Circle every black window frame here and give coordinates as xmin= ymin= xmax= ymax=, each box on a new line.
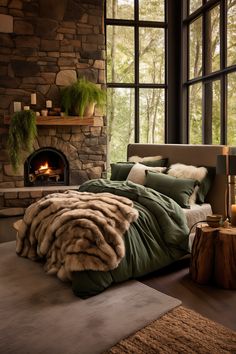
xmin=183 ymin=0 xmax=236 ymax=144
xmin=105 ymin=0 xmax=168 ymax=143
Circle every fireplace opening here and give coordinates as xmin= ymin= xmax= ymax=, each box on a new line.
xmin=24 ymin=147 xmax=69 ymax=186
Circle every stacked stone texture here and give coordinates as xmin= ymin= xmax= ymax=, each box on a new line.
xmin=0 ymin=0 xmax=106 ymax=206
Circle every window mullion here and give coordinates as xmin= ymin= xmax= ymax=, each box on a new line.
xmin=134 ymin=0 xmax=139 ymax=142
xmin=220 ymin=0 xmax=227 ymax=144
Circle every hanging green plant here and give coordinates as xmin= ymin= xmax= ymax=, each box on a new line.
xmin=7 ymin=110 xmax=37 ymax=172
xmin=60 ymin=77 xmax=106 ymax=117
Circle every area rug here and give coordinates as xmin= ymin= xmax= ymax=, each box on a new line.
xmin=0 ymin=241 xmax=181 ymax=354
xmin=106 ymin=305 xmax=236 ymax=354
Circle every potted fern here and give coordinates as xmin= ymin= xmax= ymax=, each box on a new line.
xmin=60 ymin=77 xmax=106 ymax=117
xmin=7 ymin=110 xmax=37 ymax=172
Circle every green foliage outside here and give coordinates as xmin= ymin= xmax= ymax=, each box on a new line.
xmin=106 ymin=0 xmax=165 ymax=164
xmin=106 ymin=0 xmax=236 ymax=165
xmin=7 ymin=110 xmax=37 ymax=172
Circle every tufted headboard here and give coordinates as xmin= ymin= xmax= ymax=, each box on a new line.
xmin=127 ymin=144 xmax=233 ymax=217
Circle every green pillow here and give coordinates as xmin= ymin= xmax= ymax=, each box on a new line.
xmin=145 ymin=170 xmax=198 ymax=208
xmin=110 ymin=162 xmax=134 ymax=180
xmin=197 ymin=167 xmax=215 ymax=203
xmin=110 ymin=159 xmax=168 ymax=181
xmin=139 ymin=158 xmax=168 ymax=167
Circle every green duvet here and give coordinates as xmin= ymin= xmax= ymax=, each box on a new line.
xmin=72 ymin=179 xmax=189 ymax=298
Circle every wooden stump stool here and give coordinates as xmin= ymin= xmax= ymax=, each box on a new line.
xmin=190 ymin=226 xmax=217 ymax=285
xmin=190 ymin=225 xmax=236 ymax=289
xmin=214 ymin=228 xmax=236 ymax=289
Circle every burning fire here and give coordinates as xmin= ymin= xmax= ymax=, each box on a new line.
xmin=35 ymin=161 xmax=52 ymax=175
xmin=39 ymin=162 xmax=49 ymax=171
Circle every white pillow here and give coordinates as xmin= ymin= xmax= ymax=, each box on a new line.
xmin=128 ymin=155 xmax=163 ymax=163
xmin=127 ymin=163 xmax=166 ymax=185
xmin=167 ymin=163 xmax=207 ymax=204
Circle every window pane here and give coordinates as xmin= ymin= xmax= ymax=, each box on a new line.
xmin=106 ymin=0 xmax=134 ymax=20
xmin=139 ymin=89 xmax=165 ymax=143
xmin=212 ymin=80 xmax=221 ymax=144
xmin=139 ymin=28 xmax=165 ymax=84
xmin=189 ymin=0 xmax=202 ymax=14
xmin=139 ymin=0 xmax=165 ymax=22
xmin=227 ymin=73 xmax=236 ymax=145
xmin=189 ymin=17 xmax=202 ymax=79
xmin=205 ymin=6 xmax=220 ymax=74
xmin=227 ymin=0 xmax=236 ymax=67
xmin=106 ymin=26 xmax=134 ymax=83
xmin=107 ymin=88 xmax=134 ymax=163
xmin=189 ymin=83 xmax=202 ymax=144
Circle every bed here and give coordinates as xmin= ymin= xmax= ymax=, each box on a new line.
xmin=15 ymin=144 xmax=232 ymax=298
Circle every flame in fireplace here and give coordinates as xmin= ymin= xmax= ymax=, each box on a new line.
xmin=39 ymin=162 xmax=49 ymax=171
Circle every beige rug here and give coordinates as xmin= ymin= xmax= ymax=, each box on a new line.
xmin=0 ymin=241 xmax=181 ymax=354
xmin=106 ymin=306 xmax=236 ymax=354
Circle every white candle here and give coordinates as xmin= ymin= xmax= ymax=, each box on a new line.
xmin=13 ymin=101 xmax=21 ymax=112
xmin=231 ymin=204 xmax=236 ymax=226
xmin=46 ymin=100 xmax=52 ymax=108
xmin=31 ymin=93 xmax=36 ymax=105
xmin=23 ymin=106 xmax=30 ymax=111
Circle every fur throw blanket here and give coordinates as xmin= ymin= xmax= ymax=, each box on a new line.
xmin=15 ymin=190 xmax=138 ymax=281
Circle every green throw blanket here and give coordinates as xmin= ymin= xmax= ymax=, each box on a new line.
xmin=72 ymin=179 xmax=189 ymax=298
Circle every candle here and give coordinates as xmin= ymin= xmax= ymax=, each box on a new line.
xmin=23 ymin=106 xmax=30 ymax=111
xmin=41 ymin=109 xmax=48 ymax=116
xmin=46 ymin=100 xmax=52 ymax=108
xmin=13 ymin=102 xmax=21 ymax=112
xmin=31 ymin=93 xmax=37 ymax=105
xmin=231 ymin=204 xmax=236 ymax=226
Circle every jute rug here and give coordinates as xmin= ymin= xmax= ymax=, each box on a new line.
xmin=106 ymin=305 xmax=236 ymax=354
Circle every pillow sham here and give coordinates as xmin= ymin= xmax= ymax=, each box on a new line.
xmin=127 ymin=163 xmax=166 ymax=185
xmin=110 ymin=162 xmax=134 ymax=181
xmin=145 ymin=170 xmax=198 ymax=208
xmin=166 ymin=163 xmax=215 ymax=204
xmin=128 ymin=155 xmax=168 ymax=167
xmin=197 ymin=166 xmax=215 ymax=203
xmin=110 ymin=157 xmax=168 ymax=181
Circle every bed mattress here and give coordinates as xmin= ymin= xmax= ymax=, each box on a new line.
xmin=182 ymin=203 xmax=213 ymax=250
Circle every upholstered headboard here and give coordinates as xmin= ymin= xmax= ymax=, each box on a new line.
xmin=127 ymin=144 xmax=231 ymax=216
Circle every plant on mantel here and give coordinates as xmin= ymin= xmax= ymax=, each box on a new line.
xmin=7 ymin=110 xmax=37 ymax=172
xmin=60 ymin=77 xmax=106 ymax=117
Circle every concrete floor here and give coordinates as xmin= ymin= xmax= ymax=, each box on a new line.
xmin=1 ymin=216 xmax=235 ymax=332
xmin=0 ymin=216 xmax=20 ymax=243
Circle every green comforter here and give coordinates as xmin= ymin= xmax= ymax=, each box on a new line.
xmin=72 ymin=179 xmax=189 ymax=298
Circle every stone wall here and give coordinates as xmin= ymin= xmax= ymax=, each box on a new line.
xmin=0 ymin=0 xmax=106 ymax=191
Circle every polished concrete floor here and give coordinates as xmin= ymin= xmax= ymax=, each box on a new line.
xmin=1 ymin=216 xmax=235 ymax=331
xmin=140 ymin=257 xmax=236 ymax=331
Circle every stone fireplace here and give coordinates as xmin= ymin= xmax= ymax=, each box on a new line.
xmin=0 ymin=0 xmax=107 ymax=210
xmin=24 ymin=147 xmax=69 ymax=187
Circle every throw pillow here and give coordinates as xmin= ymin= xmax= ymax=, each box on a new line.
xmin=167 ymin=163 xmax=208 ymax=204
xmin=128 ymin=155 xmax=168 ymax=167
xmin=127 ymin=163 xmax=166 ymax=185
xmin=145 ymin=170 xmax=198 ymax=208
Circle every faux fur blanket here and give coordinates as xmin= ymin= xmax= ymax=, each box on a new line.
xmin=15 ymin=190 xmax=138 ymax=281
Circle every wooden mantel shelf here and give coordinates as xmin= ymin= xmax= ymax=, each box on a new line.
xmin=4 ymin=116 xmax=103 ymax=126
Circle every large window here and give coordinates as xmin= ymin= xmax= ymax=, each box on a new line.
xmin=185 ymin=0 xmax=236 ymax=145
xmin=105 ymin=0 xmax=236 ymax=157
xmin=106 ymin=0 xmax=166 ymax=162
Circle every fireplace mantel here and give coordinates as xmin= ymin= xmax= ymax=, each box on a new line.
xmin=4 ymin=116 xmax=103 ymax=126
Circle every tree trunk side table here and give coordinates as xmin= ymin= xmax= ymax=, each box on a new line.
xmin=214 ymin=228 xmax=236 ymax=289
xmin=190 ymin=225 xmax=236 ymax=289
